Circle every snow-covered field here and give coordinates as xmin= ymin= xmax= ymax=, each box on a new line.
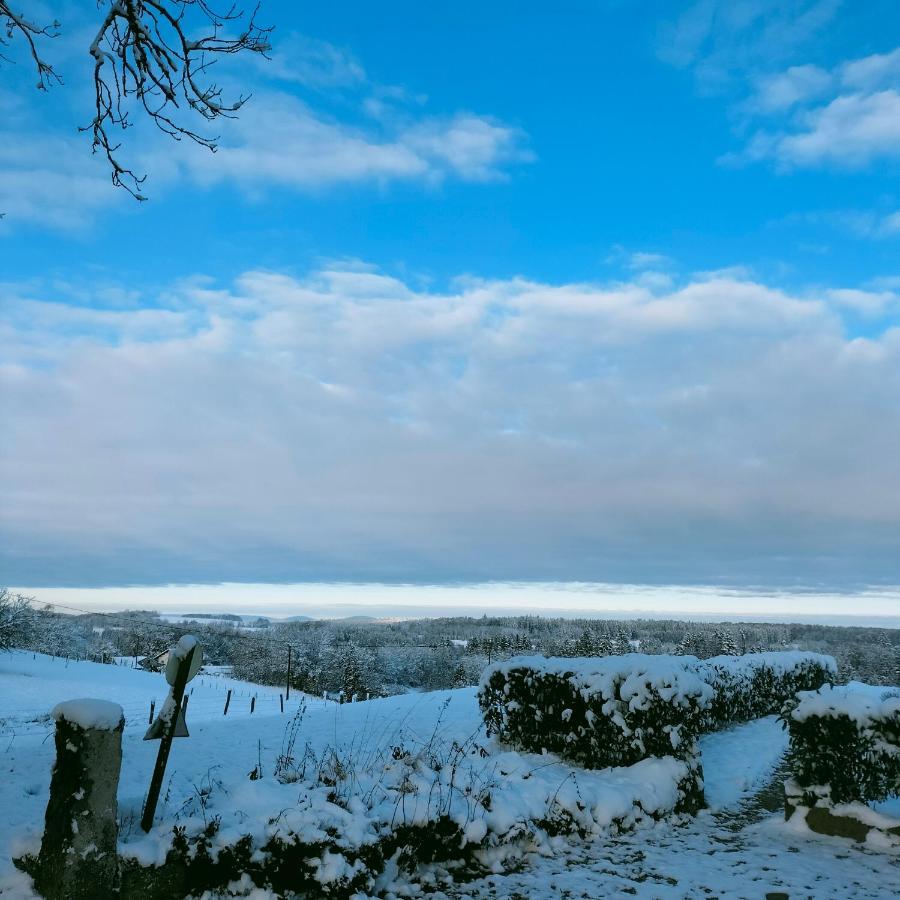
xmin=1 ymin=651 xmax=897 ymax=898
xmin=0 ymin=650 xmax=292 ymax=741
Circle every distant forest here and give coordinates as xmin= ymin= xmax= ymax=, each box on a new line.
xmin=6 ymin=599 xmax=900 ymax=699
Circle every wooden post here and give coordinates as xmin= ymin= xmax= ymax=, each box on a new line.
xmin=224 ymin=689 xmax=232 ymax=715
xmin=34 ymin=700 xmax=124 ymax=899
xmin=250 ymin=696 xmax=256 ymax=714
xmin=286 ymin=645 xmax=292 ymax=700
xmin=280 ymin=693 xmax=284 ymax=713
xmin=148 ymin=699 xmax=155 ymax=723
xmin=140 ymin=642 xmax=197 ymax=832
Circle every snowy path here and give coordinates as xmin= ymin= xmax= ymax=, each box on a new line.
xmin=440 ymin=812 xmax=899 ymax=899
xmin=439 ymin=718 xmax=899 ymax=900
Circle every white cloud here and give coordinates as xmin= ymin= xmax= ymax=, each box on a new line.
xmin=168 ymin=94 xmax=530 ymax=191
xmin=627 ymin=251 xmax=674 ymax=271
xmin=772 ymin=89 xmax=900 ymax=167
xmin=882 ymin=211 xmax=900 ymax=234
xmin=736 ymin=46 xmax=900 ymax=169
xmin=841 ymin=46 xmax=900 ymax=92
xmin=0 ymin=132 xmax=123 ymax=231
xmin=605 ymin=246 xmax=674 ymax=272
xmin=748 ymin=64 xmax=833 ymax=114
xmin=825 ymin=288 xmax=898 ymax=316
xmin=778 ymin=207 xmax=900 ymax=240
xmin=658 ymin=0 xmax=841 ymax=91
xmin=659 ymin=2 xmax=900 ymax=173
xmin=263 ymin=34 xmax=367 ymax=89
xmin=0 ymin=31 xmax=530 ymax=231
xmin=3 ymin=264 xmax=899 ymax=584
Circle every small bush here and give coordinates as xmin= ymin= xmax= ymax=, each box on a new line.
xmin=783 ymin=683 xmax=900 ymax=805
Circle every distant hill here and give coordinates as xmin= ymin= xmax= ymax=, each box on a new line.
xmin=182 ymin=612 xmax=244 ymax=621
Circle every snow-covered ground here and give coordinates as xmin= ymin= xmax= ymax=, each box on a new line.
xmin=0 ymin=649 xmax=293 ymax=742
xmin=1 ymin=652 xmax=898 ymax=898
xmin=440 ymin=717 xmax=899 ymax=899
xmin=700 ymin=714 xmax=788 ymax=811
xmin=442 ymin=810 xmax=900 ymax=899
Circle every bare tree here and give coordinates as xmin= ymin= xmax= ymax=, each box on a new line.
xmin=0 ymin=587 xmax=35 ymax=651
xmin=1 ymin=2 xmax=271 ymax=198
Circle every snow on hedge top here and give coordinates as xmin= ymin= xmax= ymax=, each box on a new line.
xmin=704 ymin=650 xmax=836 ymax=676
xmin=51 ymin=698 xmax=125 ymax=731
xmin=481 ymin=654 xmax=714 ymax=709
xmin=791 ymin=681 xmax=900 ymax=727
xmin=481 ymin=650 xmax=835 ymax=710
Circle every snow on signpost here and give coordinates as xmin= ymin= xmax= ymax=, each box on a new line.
xmin=140 ymin=635 xmax=202 ymax=832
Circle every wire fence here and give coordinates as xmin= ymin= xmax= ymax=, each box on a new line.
xmin=0 ymin=651 xmax=333 ymax=744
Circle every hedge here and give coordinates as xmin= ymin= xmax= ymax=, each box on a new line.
xmin=702 ymin=651 xmax=836 ymax=728
xmin=783 ymin=682 xmax=900 ymax=805
xmin=480 ymin=654 xmax=710 ymax=769
xmin=478 ymin=651 xmax=835 ymax=777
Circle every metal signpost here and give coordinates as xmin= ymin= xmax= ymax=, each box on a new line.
xmin=140 ymin=636 xmax=202 ymax=832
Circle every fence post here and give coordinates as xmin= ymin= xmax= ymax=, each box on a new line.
xmin=286 ymin=646 xmax=292 ymax=700
xmin=224 ymin=689 xmax=232 ymax=715
xmin=34 ymin=699 xmax=124 ymax=900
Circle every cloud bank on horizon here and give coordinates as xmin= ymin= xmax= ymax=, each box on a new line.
xmin=15 ymin=582 xmax=900 ymax=627
xmin=2 ymin=262 xmax=899 ymax=586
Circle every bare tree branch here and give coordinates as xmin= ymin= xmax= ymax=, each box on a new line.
xmin=1 ymin=2 xmax=272 ymax=200
xmin=85 ymin=1 xmax=272 ymax=199
xmin=0 ymin=2 xmax=62 ymax=88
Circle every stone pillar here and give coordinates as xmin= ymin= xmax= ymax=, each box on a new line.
xmin=35 ymin=699 xmax=125 ymax=900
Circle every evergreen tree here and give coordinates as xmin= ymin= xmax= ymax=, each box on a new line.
xmin=341 ymin=644 xmax=366 ymax=700
xmin=574 ymin=629 xmax=596 ymax=657
xmin=716 ymin=629 xmax=739 ymax=656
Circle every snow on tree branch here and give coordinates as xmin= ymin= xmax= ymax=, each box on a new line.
xmin=0 ymin=2 xmax=62 ymax=89
xmin=85 ymin=1 xmax=272 ymax=199
xmin=0 ymin=588 xmax=36 ymax=652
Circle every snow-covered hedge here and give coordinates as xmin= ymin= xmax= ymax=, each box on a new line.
xmin=478 ymin=652 xmax=834 ymax=782
xmin=702 ymin=651 xmax=836 ymax=729
xmin=110 ymin=727 xmax=696 ymax=898
xmin=784 ymin=682 xmax=900 ymax=805
xmin=479 ymin=654 xmax=710 ymax=771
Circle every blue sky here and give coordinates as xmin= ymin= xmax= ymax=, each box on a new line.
xmin=2 ymin=1 xmax=900 ymax=590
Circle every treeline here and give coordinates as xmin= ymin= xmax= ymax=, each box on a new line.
xmin=2 ymin=590 xmax=898 ymax=695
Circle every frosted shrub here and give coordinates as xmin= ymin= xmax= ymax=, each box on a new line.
xmin=783 ymin=683 xmax=900 ymax=805
xmin=702 ymin=651 xmax=835 ymax=728
xmin=479 ymin=654 xmax=712 ymax=769
xmin=479 ymin=650 xmax=835 ymax=808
